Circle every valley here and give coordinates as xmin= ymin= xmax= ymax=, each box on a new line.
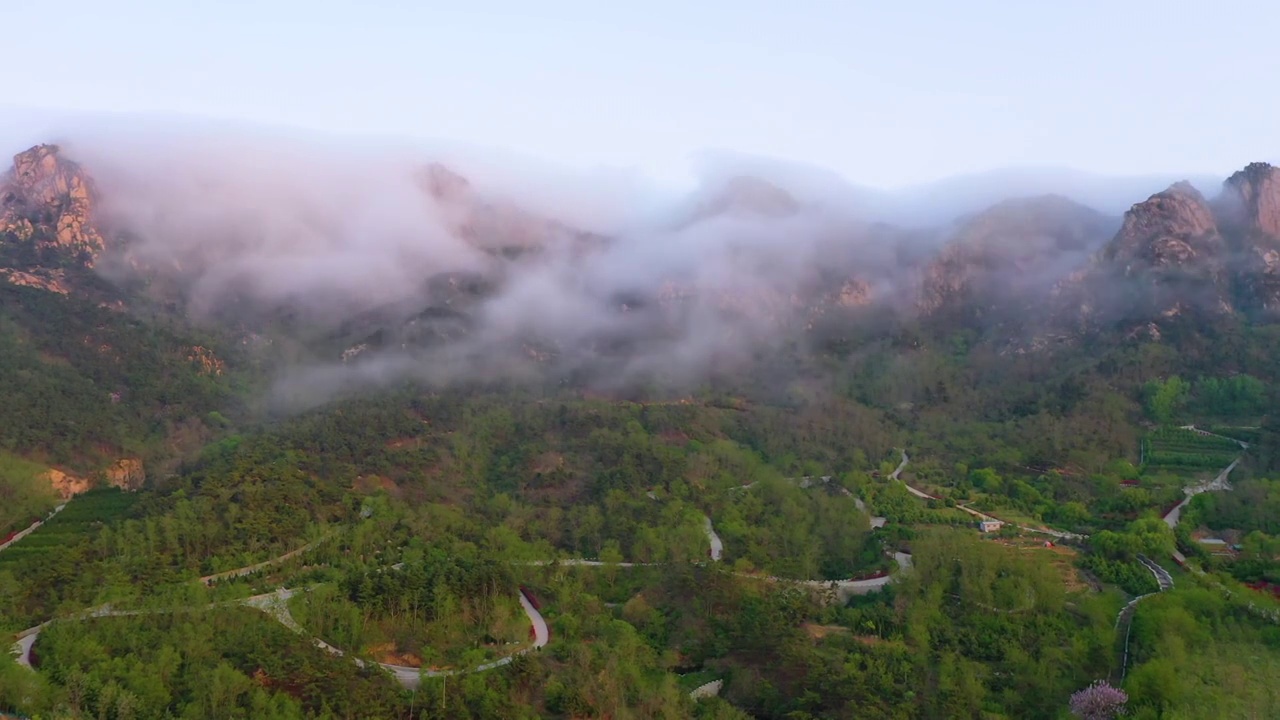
xmin=0 ymin=140 xmax=1279 ymax=719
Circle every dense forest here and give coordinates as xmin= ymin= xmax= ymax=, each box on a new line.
xmin=0 ymin=284 xmax=241 ymax=476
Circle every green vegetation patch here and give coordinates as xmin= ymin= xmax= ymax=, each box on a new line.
xmin=1142 ymin=427 xmax=1240 ymax=470
xmin=0 ymin=452 xmax=56 ymax=537
xmin=1125 ymin=587 xmax=1280 ymax=719
xmin=28 ymin=606 xmax=404 ymax=719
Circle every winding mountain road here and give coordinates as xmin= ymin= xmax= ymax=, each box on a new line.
xmin=762 ymin=552 xmax=913 ymax=602
xmin=1162 ymin=458 xmax=1239 ymax=529
xmin=1113 ymin=554 xmax=1174 ymax=682
xmin=41 ymin=443 xmax=1237 ymax=690
xmin=11 ymin=585 xmax=549 ymax=688
xmin=309 ymin=588 xmax=549 ymax=689
xmin=199 ymin=535 xmax=332 ymax=586
xmin=889 ymin=451 xmax=933 ymax=501
xmin=888 ymin=449 xmax=1090 ymax=540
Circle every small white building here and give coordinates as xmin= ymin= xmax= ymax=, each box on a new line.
xmin=978 ymin=519 xmax=1004 ymax=533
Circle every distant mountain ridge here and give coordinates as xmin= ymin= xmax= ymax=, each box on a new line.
xmin=3 ymin=142 xmax=1280 ymax=384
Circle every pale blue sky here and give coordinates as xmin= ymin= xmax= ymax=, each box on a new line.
xmin=3 ymin=0 xmax=1276 ymax=187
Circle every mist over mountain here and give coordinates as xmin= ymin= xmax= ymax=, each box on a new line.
xmin=3 ymin=119 xmax=1279 ymax=407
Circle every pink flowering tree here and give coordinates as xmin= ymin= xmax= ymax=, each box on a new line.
xmin=1070 ymin=680 xmax=1128 ymax=720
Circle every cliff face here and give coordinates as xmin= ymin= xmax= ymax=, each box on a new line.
xmin=0 ymin=144 xmax=104 ymax=268
xmin=1222 ymin=163 xmax=1280 ymax=312
xmin=1224 ymin=162 xmax=1280 ymax=239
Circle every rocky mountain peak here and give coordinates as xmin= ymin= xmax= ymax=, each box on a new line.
xmin=1223 ymin=161 xmax=1280 ymax=239
xmin=0 ymin=144 xmax=104 ymax=266
xmin=1220 ymin=162 xmax=1280 ymax=312
xmin=1103 ymin=181 xmax=1221 ymax=269
xmin=1059 ymin=180 xmax=1239 ymax=331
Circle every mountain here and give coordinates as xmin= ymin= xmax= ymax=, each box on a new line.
xmin=4 ymin=138 xmax=1280 ymax=720
xmin=919 ymin=195 xmax=1118 ymax=331
xmin=1221 ymin=162 xmax=1280 ymax=313
xmin=677 ymin=174 xmax=804 ymax=226
xmin=0 ymin=144 xmax=105 ymax=295
xmin=1091 ymin=181 xmax=1234 ymax=330
xmin=866 ymin=166 xmax=1226 ymax=226
xmin=418 ymin=161 xmax=609 ymax=259
xmin=3 ymin=140 xmax=1280 ymax=385
xmin=1042 ymin=169 xmax=1280 ymax=341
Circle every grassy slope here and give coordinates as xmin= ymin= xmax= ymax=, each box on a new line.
xmin=0 ymin=452 xmax=55 ymax=536
xmin=1159 ymin=640 xmax=1280 ymax=719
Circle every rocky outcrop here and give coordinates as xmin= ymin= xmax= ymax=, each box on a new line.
xmin=0 ymin=145 xmax=104 ymax=266
xmin=41 ymin=461 xmax=142 ymax=499
xmin=1221 ymin=163 xmax=1280 ymax=312
xmin=1224 ymin=162 xmax=1280 ymax=239
xmin=417 ymin=162 xmax=606 ymax=257
xmin=1023 ymin=183 xmax=1240 ymax=348
xmin=419 ymin=163 xmax=472 ymax=204
xmin=1085 ymin=182 xmax=1234 ymax=322
xmin=44 ymin=469 xmax=92 ymax=500
xmin=1103 ymin=182 xmax=1223 ymax=270
xmin=829 ymin=279 xmax=873 ymax=309
xmin=0 ymin=267 xmax=70 ymax=294
xmin=105 ymin=459 xmax=145 ymax=491
xmin=186 ymin=346 xmax=225 ymax=376
xmin=919 ymin=196 xmax=1116 ymax=323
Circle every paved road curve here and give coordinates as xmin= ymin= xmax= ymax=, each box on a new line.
xmin=1113 ymin=554 xmax=1174 ymax=682
xmin=12 ymin=585 xmax=549 ymax=688
xmin=1162 ymin=458 xmax=1239 ymax=529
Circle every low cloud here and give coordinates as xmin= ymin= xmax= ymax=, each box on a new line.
xmin=2 ymin=114 xmax=1232 ymax=407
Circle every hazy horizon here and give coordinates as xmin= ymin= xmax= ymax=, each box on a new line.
xmin=3 ymin=1 xmax=1277 ymax=190
xmin=0 ymin=106 xmax=1242 ymax=233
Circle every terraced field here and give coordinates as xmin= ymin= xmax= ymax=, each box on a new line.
xmin=1141 ymin=428 xmax=1241 ymax=470
xmin=0 ymin=488 xmax=137 ymax=571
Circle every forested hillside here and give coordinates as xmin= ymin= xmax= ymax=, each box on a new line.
xmin=3 ymin=141 xmax=1280 ymax=719
xmin=2 ymin=314 xmax=1277 ymax=718
xmin=0 ymin=284 xmax=240 ymax=472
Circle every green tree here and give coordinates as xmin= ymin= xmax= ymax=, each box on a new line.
xmin=1144 ymin=377 xmax=1189 ymax=425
